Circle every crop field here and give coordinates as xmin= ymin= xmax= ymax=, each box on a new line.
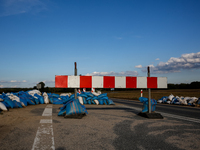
xmin=106 ymin=89 xmax=200 ymax=100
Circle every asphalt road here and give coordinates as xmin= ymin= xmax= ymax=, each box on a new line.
xmin=0 ymin=100 xmax=200 ymax=150
xmin=111 ymin=98 xmax=200 ymax=119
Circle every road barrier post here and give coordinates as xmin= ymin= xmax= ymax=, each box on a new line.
xmin=74 ymin=62 xmax=77 ymax=100
xmin=148 ymin=66 xmax=151 ymax=113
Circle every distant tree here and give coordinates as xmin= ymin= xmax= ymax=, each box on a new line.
xmin=38 ymin=82 xmax=45 ymax=89
xmin=190 ymin=81 xmax=200 ymax=89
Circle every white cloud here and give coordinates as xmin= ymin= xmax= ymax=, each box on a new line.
xmin=0 ymin=80 xmax=27 ymax=83
xmin=86 ymin=71 xmax=138 ymax=76
xmin=135 ymin=65 xmax=143 ymax=68
xmin=155 ymin=58 xmax=160 ymax=60
xmin=114 ymin=36 xmax=123 ymax=40
xmin=1 ymin=0 xmax=47 ymax=16
xmin=0 ymin=85 xmax=3 ymax=88
xmin=42 ymin=80 xmax=55 ymax=84
xmin=142 ymin=52 xmax=200 ymax=74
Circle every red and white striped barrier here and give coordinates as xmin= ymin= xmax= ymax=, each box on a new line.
xmin=55 ymin=75 xmax=167 ymax=89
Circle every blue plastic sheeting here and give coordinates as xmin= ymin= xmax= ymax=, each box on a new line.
xmin=139 ymin=97 xmax=157 ymax=113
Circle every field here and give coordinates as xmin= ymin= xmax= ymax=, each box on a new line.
xmin=105 ymin=89 xmax=200 ymax=100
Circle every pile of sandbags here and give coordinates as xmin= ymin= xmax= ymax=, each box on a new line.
xmin=0 ymin=90 xmax=49 ymax=112
xmin=0 ymin=90 xmax=114 ymax=117
xmin=78 ymin=92 xmax=115 ymax=105
xmin=46 ymin=91 xmax=115 ymax=106
xmin=158 ymin=94 xmax=199 ymax=106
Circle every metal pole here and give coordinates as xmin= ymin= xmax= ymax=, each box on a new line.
xmin=148 ymin=66 xmax=151 ymax=113
xmin=74 ymin=62 xmax=77 ymax=100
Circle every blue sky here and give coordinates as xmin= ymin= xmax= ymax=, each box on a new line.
xmin=0 ymin=0 xmax=200 ymax=88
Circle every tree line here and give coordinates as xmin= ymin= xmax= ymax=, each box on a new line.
xmin=168 ymin=81 xmax=200 ymax=89
xmin=0 ymin=81 xmax=199 ymax=94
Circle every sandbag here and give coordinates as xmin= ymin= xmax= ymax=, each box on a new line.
xmin=94 ymin=100 xmax=99 ymax=105
xmin=0 ymin=102 xmax=8 ymax=111
xmin=139 ymin=97 xmax=157 ymax=113
xmin=28 ymin=90 xmax=41 ymax=97
xmin=1 ymin=101 xmax=10 ymax=109
xmin=92 ymin=91 xmax=100 ymax=96
xmin=98 ymin=93 xmax=107 ymax=99
xmin=8 ymin=94 xmax=20 ymax=103
xmin=34 ymin=94 xmax=45 ymax=104
xmin=98 ymin=99 xmax=104 ymax=105
xmin=43 ymin=92 xmax=49 ymax=104
xmin=83 ymin=97 xmax=87 ymax=104
xmin=107 ymin=99 xmax=115 ymax=105
xmin=78 ymin=96 xmax=83 ymax=105
xmin=60 ymin=93 xmax=72 ymax=97
xmin=19 ymin=97 xmax=28 ymax=106
xmin=58 ymin=100 xmax=74 ymax=116
xmin=4 ymin=100 xmax=15 ymax=108
xmin=64 ymin=99 xmax=88 ymax=118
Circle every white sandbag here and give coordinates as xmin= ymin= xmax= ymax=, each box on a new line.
xmin=180 ymin=99 xmax=187 ymax=105
xmin=0 ymin=102 xmax=8 ymax=111
xmin=0 ymin=98 xmax=3 ymax=101
xmin=166 ymin=101 xmax=171 ymax=104
xmin=184 ymin=97 xmax=191 ymax=101
xmin=97 ymin=91 xmax=101 ymax=94
xmin=60 ymin=93 xmax=72 ymax=97
xmin=188 ymin=98 xmax=197 ymax=104
xmin=157 ymin=100 xmax=162 ymax=103
xmin=8 ymin=94 xmax=20 ymax=102
xmin=92 ymin=92 xmax=100 ymax=96
xmin=94 ymin=99 xmax=99 ymax=105
xmin=43 ymin=92 xmax=49 ymax=104
xmin=28 ymin=90 xmax=41 ymax=96
xmin=191 ymin=97 xmax=198 ymax=102
xmin=168 ymin=94 xmax=174 ymax=101
xmin=78 ymin=96 xmax=83 ymax=105
xmin=20 ymin=102 xmax=26 ymax=107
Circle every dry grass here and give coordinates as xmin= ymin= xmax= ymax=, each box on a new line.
xmin=106 ymin=89 xmax=200 ymax=100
